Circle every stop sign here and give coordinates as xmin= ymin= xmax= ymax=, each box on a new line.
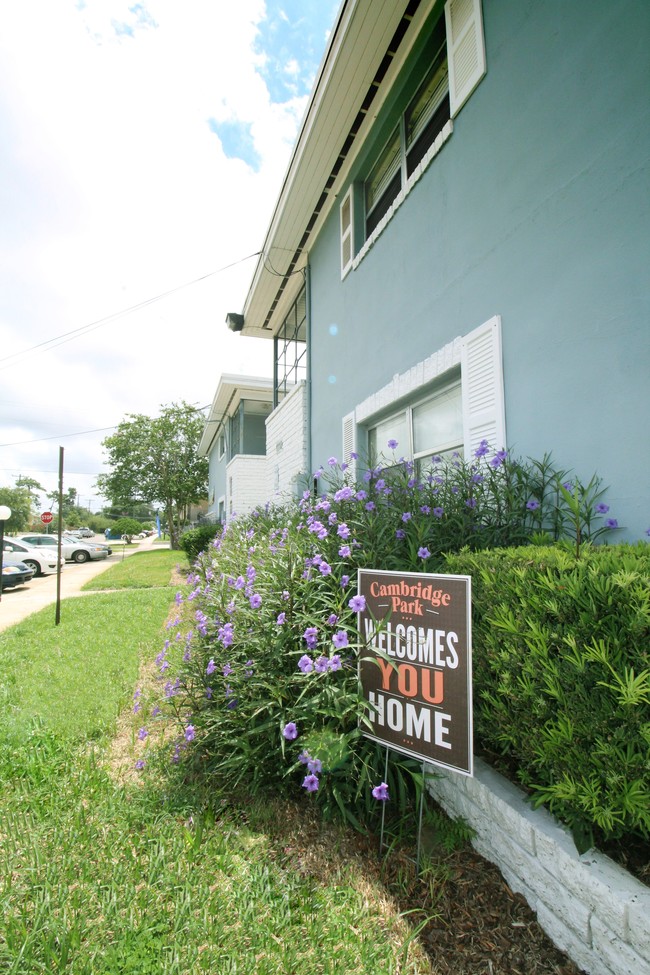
xmin=41 ymin=511 xmax=53 ymax=524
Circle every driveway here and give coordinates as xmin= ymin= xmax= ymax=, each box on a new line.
xmin=0 ymin=534 xmax=167 ymax=633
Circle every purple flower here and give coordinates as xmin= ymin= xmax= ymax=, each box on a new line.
xmin=303 ymin=626 xmax=318 ymax=649
xmin=319 ymin=561 xmax=332 ymax=576
xmin=315 ymin=656 xmax=329 ymax=673
xmin=333 ymin=630 xmax=349 ymax=649
xmin=250 ymin=593 xmax=262 ymax=609
xmin=276 ymin=612 xmax=286 ymax=625
xmin=401 ymin=512 xmax=412 ymax=523
xmin=222 ymin=663 xmax=233 ymax=677
xmin=341 ymin=575 xmax=350 ymax=588
xmin=283 ymin=722 xmax=298 ymax=741
xmin=372 ymin=782 xmax=390 ymax=802
xmin=234 ymin=575 xmax=246 ymax=590
xmin=185 ymin=725 xmax=196 ymax=742
xmin=490 ymin=449 xmax=508 ymax=468
xmin=226 ymin=698 xmax=238 ymax=710
xmin=349 ymin=594 xmax=366 ymax=612
xmin=387 ymin=439 xmax=398 ymax=449
xmin=151 ymin=706 xmax=161 ymax=718
xmin=395 ymin=529 xmax=406 ymax=540
xmin=646 ymin=528 xmax=650 ymax=537
xmin=302 ymin=774 xmax=319 ymax=792
xmin=339 ymin=544 xmax=351 ymax=557
xmin=135 ymin=759 xmax=146 ymax=771
xmin=465 ymin=498 xmax=477 ymax=509
xmin=526 ymin=500 xmax=540 ymax=510
xmin=328 ymin=456 xmax=338 ymax=466
xmin=474 ymin=439 xmax=490 ymax=458
xmin=329 ymin=654 xmax=343 ymax=671
xmin=138 ymin=727 xmax=148 ymax=741
xmin=595 ymin=503 xmax=610 ymax=514
xmin=307 ymin=757 xmax=322 ymax=774
xmin=334 ymin=486 xmax=354 ymax=501
xmin=605 ymin=518 xmax=619 ymax=529
xmin=337 ymin=523 xmax=350 ymax=539
xmin=365 ymin=501 xmax=376 ymax=511
xmin=206 ymin=658 xmax=216 ymax=676
xmin=417 ymin=547 xmax=430 ymax=559
xmin=420 ymin=505 xmax=431 ymax=515
xmin=433 ymin=507 xmax=444 ymax=518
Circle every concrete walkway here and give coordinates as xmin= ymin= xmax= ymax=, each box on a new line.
xmin=0 ymin=534 xmax=168 ymax=633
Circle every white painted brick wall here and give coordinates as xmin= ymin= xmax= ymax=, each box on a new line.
xmin=266 ymin=383 xmax=308 ymax=502
xmin=428 ymin=758 xmax=650 ymax=975
xmin=226 ymin=455 xmax=268 ymax=518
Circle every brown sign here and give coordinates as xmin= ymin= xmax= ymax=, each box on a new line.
xmin=357 ymin=569 xmax=473 ymax=776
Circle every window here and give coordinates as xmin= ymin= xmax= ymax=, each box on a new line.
xmin=339 ymin=0 xmax=486 ymax=270
xmin=346 ymin=316 xmax=505 ymax=473
xmin=368 ymin=378 xmax=463 ymax=473
xmin=218 ymin=433 xmax=226 ymax=460
xmin=365 ymin=16 xmax=449 ymax=240
xmin=274 ymin=287 xmax=307 ymax=406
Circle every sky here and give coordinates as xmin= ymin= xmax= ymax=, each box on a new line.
xmin=0 ymin=0 xmax=340 ymax=513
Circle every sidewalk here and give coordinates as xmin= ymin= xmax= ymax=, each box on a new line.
xmin=0 ymin=534 xmax=168 ymax=633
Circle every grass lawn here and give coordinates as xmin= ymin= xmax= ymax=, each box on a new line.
xmin=83 ymin=549 xmax=183 ymax=590
xmin=0 ymin=559 xmax=434 ymax=974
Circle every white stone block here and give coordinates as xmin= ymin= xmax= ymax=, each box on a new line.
xmin=536 ymin=903 xmax=606 ymax=975
xmin=627 ymin=889 xmax=650 ymax=957
xmin=590 ymin=915 xmax=650 ymax=975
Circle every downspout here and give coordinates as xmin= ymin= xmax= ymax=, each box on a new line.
xmin=305 ymin=263 xmax=312 ymax=484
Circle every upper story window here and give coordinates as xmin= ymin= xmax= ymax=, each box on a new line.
xmin=274 ymin=286 xmax=307 ymax=407
xmin=365 ymin=20 xmax=449 ymax=239
xmin=340 ymin=0 xmax=486 ymax=277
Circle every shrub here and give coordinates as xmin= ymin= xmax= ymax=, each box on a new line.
xmin=143 ymin=442 xmax=638 ymax=840
xmin=444 ymin=544 xmax=650 ymax=850
xmin=111 ymin=517 xmax=144 ymax=542
xmin=178 ymin=524 xmax=221 ymax=562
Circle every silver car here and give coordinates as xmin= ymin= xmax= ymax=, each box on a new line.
xmin=15 ymin=534 xmax=109 ymax=565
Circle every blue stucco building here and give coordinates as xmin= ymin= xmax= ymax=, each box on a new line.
xmin=226 ymin=0 xmax=649 ymax=539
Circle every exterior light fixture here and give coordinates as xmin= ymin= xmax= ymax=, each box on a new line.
xmin=225 ymin=312 xmax=244 ymax=332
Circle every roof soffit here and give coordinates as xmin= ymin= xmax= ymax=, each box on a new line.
xmin=241 ymin=0 xmax=439 ymax=339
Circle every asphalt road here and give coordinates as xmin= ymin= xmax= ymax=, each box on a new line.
xmin=0 ymin=534 xmax=164 ymax=633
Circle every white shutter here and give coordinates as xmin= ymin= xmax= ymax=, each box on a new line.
xmin=445 ymin=0 xmax=486 ymax=118
xmin=340 ymin=185 xmax=354 ymax=278
xmin=342 ymin=410 xmax=357 ymax=479
xmin=461 ymin=315 xmax=506 ymax=457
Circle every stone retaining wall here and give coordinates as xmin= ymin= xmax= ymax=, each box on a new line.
xmin=427 ymin=759 xmax=650 ymax=975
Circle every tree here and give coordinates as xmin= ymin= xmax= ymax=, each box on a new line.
xmin=97 ymin=401 xmax=208 ymax=549
xmin=111 ymin=517 xmax=143 ymax=544
xmin=48 ymin=486 xmax=78 ymax=519
xmin=0 ymin=487 xmax=32 ymax=532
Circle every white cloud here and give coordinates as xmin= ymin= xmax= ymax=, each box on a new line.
xmin=0 ymin=0 xmax=336 ymax=508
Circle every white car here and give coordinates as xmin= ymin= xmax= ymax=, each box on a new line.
xmin=2 ymin=538 xmax=63 ymax=576
xmin=16 ymin=533 xmax=109 ymax=565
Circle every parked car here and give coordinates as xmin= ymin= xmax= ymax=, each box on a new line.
xmin=16 ymin=534 xmax=109 ymax=565
xmin=1 ymin=557 xmax=35 ymax=591
xmin=2 ymin=539 xmax=62 ymax=576
xmin=67 ymin=527 xmax=94 ymax=538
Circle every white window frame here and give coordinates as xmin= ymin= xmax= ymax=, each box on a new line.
xmin=347 ymin=315 xmax=505 ymax=467
xmin=367 ymin=377 xmax=463 ymax=468
xmin=340 ymin=0 xmax=486 ymax=273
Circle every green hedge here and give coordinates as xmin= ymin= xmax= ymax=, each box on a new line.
xmin=179 ymin=524 xmax=221 ymax=562
xmin=443 ymin=543 xmax=650 ymax=850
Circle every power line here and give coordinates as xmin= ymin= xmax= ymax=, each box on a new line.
xmin=0 ymin=252 xmax=261 ymax=368
xmin=0 ymin=403 xmax=211 ymax=448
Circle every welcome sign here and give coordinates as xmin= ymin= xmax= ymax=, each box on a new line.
xmin=357 ymin=569 xmax=473 ymax=776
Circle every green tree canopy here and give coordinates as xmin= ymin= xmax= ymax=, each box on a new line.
xmin=97 ymin=401 xmax=208 ymax=549
xmin=0 ymin=486 xmax=32 ymax=532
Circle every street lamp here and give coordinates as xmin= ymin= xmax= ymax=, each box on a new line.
xmin=0 ymin=504 xmax=12 ymax=603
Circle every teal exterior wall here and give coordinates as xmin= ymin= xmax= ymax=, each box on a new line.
xmin=307 ymin=0 xmax=649 ymax=539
